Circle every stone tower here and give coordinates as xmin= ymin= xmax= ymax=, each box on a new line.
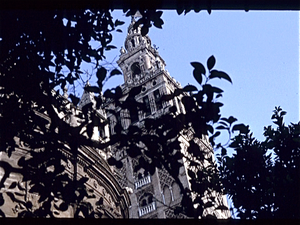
xmin=105 ymin=14 xmax=230 ymax=219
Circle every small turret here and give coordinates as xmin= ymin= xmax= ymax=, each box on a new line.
xmin=78 ymin=81 xmax=96 ymax=110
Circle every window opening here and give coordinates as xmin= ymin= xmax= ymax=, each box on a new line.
xmin=154 ymin=89 xmax=162 ymax=110
xmin=131 ymin=39 xmax=135 ymax=48
xmin=131 ymin=62 xmax=141 ymax=78
xmin=143 ymin=95 xmax=151 ymax=116
xmin=130 ymin=109 xmax=139 ymax=123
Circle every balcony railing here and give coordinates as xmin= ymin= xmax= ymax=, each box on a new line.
xmin=134 ymin=175 xmax=151 ymax=189
xmin=138 ymin=202 xmax=156 ymax=217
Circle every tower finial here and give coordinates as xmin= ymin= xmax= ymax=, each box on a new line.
xmin=131 ymin=10 xmax=142 ymax=22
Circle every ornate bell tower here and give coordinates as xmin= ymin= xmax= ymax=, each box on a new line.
xmin=106 ymin=14 xmax=189 ymax=219
xmin=106 ymin=13 xmax=230 ymax=219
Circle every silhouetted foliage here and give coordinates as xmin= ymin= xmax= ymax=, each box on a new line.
xmin=1 ymin=7 xmax=299 ymax=220
xmin=0 ymin=9 xmax=124 ymax=217
xmin=217 ymin=107 xmax=300 ymax=219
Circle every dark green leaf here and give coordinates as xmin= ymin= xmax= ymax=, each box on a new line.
xmin=191 ymin=62 xmax=206 ymax=75
xmin=141 ymin=25 xmax=149 ymax=36
xmin=128 ymin=86 xmax=142 ymax=98
xmin=69 ymin=94 xmax=80 ymax=106
xmin=193 ymin=69 xmax=202 ymax=85
xmin=232 ymin=124 xmax=249 ymax=134
xmin=14 ymin=192 xmax=25 ymax=197
xmin=176 ymin=8 xmax=184 ymax=15
xmin=96 ymin=67 xmax=107 ymax=83
xmin=194 ymin=7 xmax=201 ymax=13
xmin=207 ymin=125 xmax=214 ymax=134
xmin=84 ymin=86 xmax=100 ymax=94
xmin=107 ymin=157 xmax=117 ymax=166
xmin=161 ymin=94 xmax=174 ymax=101
xmin=221 ymin=147 xmax=227 ymax=156
xmin=207 ymin=8 xmax=212 ymax=15
xmin=188 ymin=170 xmax=196 ymax=179
xmin=280 ymin=110 xmax=287 ymax=117
xmin=174 ymin=88 xmax=183 ymax=96
xmin=227 ymin=116 xmax=238 ymax=125
xmin=211 ymin=86 xmax=223 ymax=94
xmin=103 ymin=89 xmax=115 ymax=99
xmin=105 ymin=45 xmax=117 ymax=50
xmin=110 ymin=69 xmax=122 ymax=77
xmin=211 ymin=131 xmax=221 ymax=138
xmin=169 ymin=106 xmax=177 ymax=113
xmin=216 ymin=125 xmax=228 ymax=130
xmin=82 ymin=55 xmax=91 ymax=63
xmin=116 ymin=160 xmax=123 ymax=169
xmin=127 ymin=145 xmax=141 ymax=158
xmin=183 ymin=85 xmax=198 ymax=92
xmin=115 ymin=19 xmax=125 ymax=26
xmin=207 ymin=55 xmax=216 ymax=70
xmin=184 ymin=8 xmax=192 ymax=15
xmin=78 ymin=177 xmax=89 ymax=184
xmin=115 ymin=86 xmax=123 ymax=98
xmin=209 ymin=70 xmax=232 ymax=83
xmin=153 ymin=18 xmax=164 ymax=29
xmin=86 ymin=123 xmax=94 ymax=138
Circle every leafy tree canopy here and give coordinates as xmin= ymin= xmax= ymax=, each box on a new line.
xmin=0 ymin=6 xmax=299 ymax=219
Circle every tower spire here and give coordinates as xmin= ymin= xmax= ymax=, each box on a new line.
xmin=117 ymin=15 xmax=166 ymax=87
xmin=131 ymin=10 xmax=142 ymax=22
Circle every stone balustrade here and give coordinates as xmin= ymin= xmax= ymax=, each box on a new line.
xmin=138 ymin=202 xmax=156 ymax=217
xmin=134 ymin=175 xmax=151 ymax=189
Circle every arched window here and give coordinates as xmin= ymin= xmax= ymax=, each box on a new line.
xmin=131 ymin=39 xmax=135 ymax=48
xmin=131 ymin=62 xmax=141 ymax=78
xmin=172 ymin=182 xmax=181 ymax=200
xmin=163 ymin=186 xmax=171 ymax=205
xmin=141 ymin=199 xmax=147 ymax=207
xmin=138 ymin=172 xmax=143 ymax=179
xmin=139 ymin=193 xmax=154 ymax=207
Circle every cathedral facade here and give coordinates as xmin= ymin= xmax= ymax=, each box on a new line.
xmin=0 ymin=89 xmax=130 ymax=218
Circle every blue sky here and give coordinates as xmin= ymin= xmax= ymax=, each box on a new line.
xmin=83 ymin=10 xmax=299 ymax=142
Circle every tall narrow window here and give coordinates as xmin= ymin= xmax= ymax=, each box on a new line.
xmin=130 ymin=109 xmax=139 ymax=123
xmin=116 ymin=111 xmax=121 ymax=123
xmin=154 ymin=89 xmax=162 ymax=110
xmin=108 ymin=118 xmax=114 ymax=135
xmin=131 ymin=62 xmax=141 ymax=78
xmin=99 ymin=125 xmax=105 ymax=139
xmin=177 ymin=97 xmax=183 ymax=114
xmin=172 ymin=99 xmax=178 ymax=112
xmin=143 ymin=95 xmax=151 ymax=116
xmin=131 ymin=39 xmax=135 ymax=48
